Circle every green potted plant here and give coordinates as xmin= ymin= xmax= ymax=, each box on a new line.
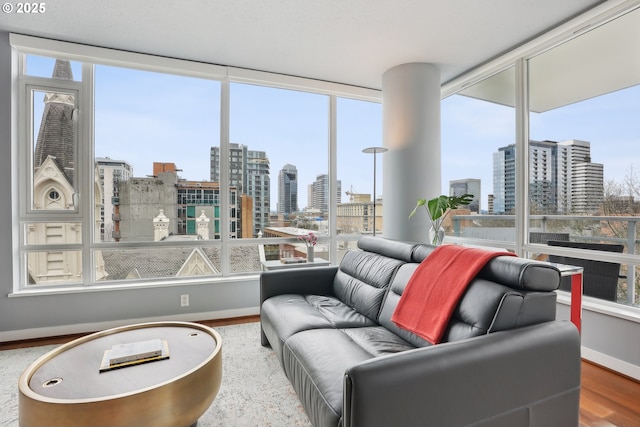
xmin=409 ymin=194 xmax=473 ymax=245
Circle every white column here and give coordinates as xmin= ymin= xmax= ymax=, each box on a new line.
xmin=382 ymin=63 xmax=441 ymax=242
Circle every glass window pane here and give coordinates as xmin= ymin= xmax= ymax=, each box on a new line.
xmin=31 ymin=86 xmax=77 ymax=211
xmin=229 ymin=244 xmax=264 ymax=273
xmin=441 ymin=67 xmax=516 ymax=243
xmin=94 ymin=65 xmax=221 ymax=243
xmin=26 ymin=250 xmax=83 ymax=285
xmin=98 ymin=246 xmax=221 ymax=281
xmin=26 ymin=54 xmax=82 ymax=81
xmin=230 ymin=83 xmax=329 ymax=242
xmin=24 ymin=222 xmax=82 ymax=245
xmin=336 ymin=98 xmax=383 ymax=235
xmin=528 ymin=8 xmax=640 ymax=306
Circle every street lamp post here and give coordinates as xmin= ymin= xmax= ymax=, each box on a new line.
xmin=362 ymin=146 xmax=388 ymax=236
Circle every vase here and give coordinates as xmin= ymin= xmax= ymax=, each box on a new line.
xmin=429 ymin=226 xmax=445 ymax=246
xmin=307 ymin=246 xmax=315 ymax=262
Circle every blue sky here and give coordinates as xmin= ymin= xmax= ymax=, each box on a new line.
xmin=29 ymin=55 xmax=639 ymax=212
xmin=29 ymin=56 xmax=383 ymax=209
xmin=442 ymin=85 xmax=640 ymax=210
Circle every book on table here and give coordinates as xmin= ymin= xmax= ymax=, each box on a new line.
xmin=108 ymin=338 xmax=164 ymax=365
xmin=281 ymin=257 xmax=307 ymax=264
xmin=99 ymin=338 xmax=170 ymax=372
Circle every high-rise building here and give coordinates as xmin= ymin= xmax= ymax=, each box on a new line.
xmin=210 ymin=144 xmax=270 ymax=237
xmin=210 ymin=144 xmax=246 ymax=192
xmin=309 ymin=174 xmax=342 ymax=213
xmin=529 ymin=140 xmax=557 ymax=214
xmin=492 ymin=149 xmax=508 ymax=214
xmin=572 ymin=160 xmax=604 ymax=214
xmin=492 ymin=139 xmax=603 ymax=214
xmin=556 ymin=139 xmax=603 ymax=214
xmin=246 ymin=150 xmax=270 ymax=236
xmin=278 ymin=164 xmax=298 ymax=215
xmin=96 ymin=157 xmax=133 ymax=241
xmin=495 ymin=145 xmax=518 ymax=213
xmin=449 ymin=178 xmax=481 ymax=213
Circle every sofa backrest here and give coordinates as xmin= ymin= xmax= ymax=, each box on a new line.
xmin=376 ymin=242 xmax=561 ymax=347
xmin=331 ymin=237 xmax=418 ymax=322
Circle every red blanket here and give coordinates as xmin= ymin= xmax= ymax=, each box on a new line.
xmin=391 ymin=245 xmax=515 ymax=344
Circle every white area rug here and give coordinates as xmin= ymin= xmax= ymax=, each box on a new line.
xmin=0 ymin=322 xmax=312 ymax=427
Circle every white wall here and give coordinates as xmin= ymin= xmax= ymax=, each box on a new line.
xmin=556 ymin=300 xmax=640 ymax=380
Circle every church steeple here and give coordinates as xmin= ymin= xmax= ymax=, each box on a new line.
xmin=52 ymin=59 xmax=74 ymax=80
xmin=33 ymin=59 xmax=76 ymax=187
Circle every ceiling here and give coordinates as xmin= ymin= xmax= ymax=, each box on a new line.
xmin=0 ymin=0 xmax=606 ymax=90
xmin=461 ymin=5 xmax=640 ymax=112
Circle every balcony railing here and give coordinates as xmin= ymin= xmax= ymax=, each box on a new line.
xmin=451 ymin=214 xmax=640 ymax=306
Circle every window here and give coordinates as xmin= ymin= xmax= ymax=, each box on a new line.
xmin=19 ymin=51 xmax=224 ymax=287
xmin=94 ymin=64 xmax=220 ymax=244
xmin=13 ymin=35 xmax=381 ymax=290
xmin=527 ymin=7 xmax=640 ymax=307
xmin=336 ymin=97 xmax=384 ymax=236
xmin=228 ymin=83 xmax=333 ymax=265
xmin=441 ymin=67 xmax=517 ymax=247
xmin=441 ymin=6 xmax=640 ymax=310
xmin=229 ymin=83 xmax=329 ymax=243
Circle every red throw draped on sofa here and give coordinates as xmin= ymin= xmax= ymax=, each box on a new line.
xmin=392 ymin=245 xmax=515 ymax=344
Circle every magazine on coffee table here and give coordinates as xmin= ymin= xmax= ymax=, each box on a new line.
xmin=99 ymin=338 xmax=170 ymax=372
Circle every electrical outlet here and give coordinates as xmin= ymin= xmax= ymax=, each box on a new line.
xmin=180 ymin=294 xmax=189 ymax=307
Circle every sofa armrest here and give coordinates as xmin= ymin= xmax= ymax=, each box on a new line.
xmin=343 ymin=321 xmax=580 ymax=427
xmin=260 ymin=265 xmax=339 ymax=305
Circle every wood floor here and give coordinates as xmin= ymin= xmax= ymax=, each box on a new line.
xmin=579 ymin=360 xmax=640 ymax=427
xmin=2 ymin=315 xmax=639 ymax=427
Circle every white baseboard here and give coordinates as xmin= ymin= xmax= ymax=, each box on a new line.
xmin=0 ymin=307 xmax=260 ymax=343
xmin=582 ymin=346 xmax=640 ymax=381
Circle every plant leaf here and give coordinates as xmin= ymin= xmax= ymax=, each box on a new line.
xmin=449 ymin=193 xmax=474 ymax=208
xmin=409 ymin=193 xmax=474 ymax=221
xmin=408 ymin=198 xmax=427 ymax=219
xmin=427 ymin=195 xmax=449 ymax=220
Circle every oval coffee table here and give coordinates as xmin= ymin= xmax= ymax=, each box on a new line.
xmin=19 ymin=321 xmax=222 ymax=427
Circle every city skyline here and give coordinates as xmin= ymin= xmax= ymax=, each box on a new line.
xmin=492 ymin=139 xmax=603 ymax=215
xmin=442 ymin=84 xmax=640 ymax=207
xmin=28 ymin=55 xmax=640 ymax=214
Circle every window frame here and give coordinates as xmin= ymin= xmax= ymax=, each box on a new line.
xmin=19 ymin=79 xmax=83 ymax=218
xmin=442 ymin=3 xmax=640 ymax=315
xmin=11 ymin=34 xmax=382 ymax=292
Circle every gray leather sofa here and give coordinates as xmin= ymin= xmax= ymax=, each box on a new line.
xmin=260 ymin=236 xmax=581 ymax=427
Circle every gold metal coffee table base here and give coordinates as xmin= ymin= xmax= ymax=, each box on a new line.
xmin=19 ymin=321 xmax=222 ymax=427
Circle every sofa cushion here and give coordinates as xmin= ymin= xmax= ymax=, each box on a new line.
xmin=341 ymin=326 xmax=416 ymax=356
xmin=412 ymin=244 xmax=561 ymax=292
xmin=377 ymin=263 xmax=432 ymax=348
xmin=357 ymin=236 xmax=419 ymax=262
xmin=332 ymin=249 xmax=405 ymax=321
xmin=443 ymin=279 xmax=557 ymax=341
xmin=262 ymin=294 xmax=377 ymax=362
xmin=282 ymin=325 xmax=415 ymax=427
xmin=478 ymin=256 xmax=561 ymax=292
xmin=390 ymin=245 xmax=516 ymax=344
xmin=378 ymin=253 xmax=559 ymax=344
xmin=283 ymin=328 xmax=375 ymax=427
